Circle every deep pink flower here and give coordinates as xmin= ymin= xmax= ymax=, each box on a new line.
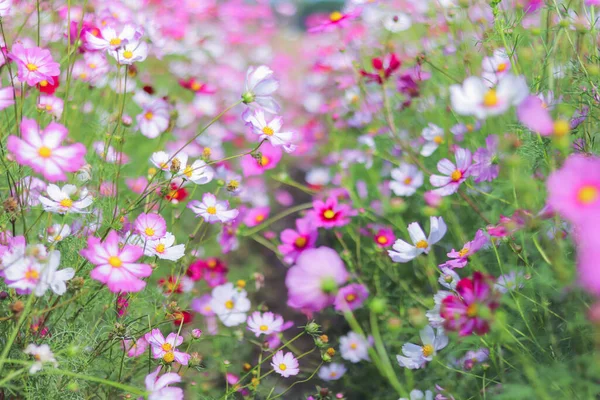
xmin=243 ymin=207 xmax=270 ymax=227
xmin=80 ymin=230 xmax=152 ymax=293
xmin=186 ymin=257 xmax=228 ymax=287
xmin=278 ymin=217 xmax=318 ymax=264
xmin=9 ymin=44 xmax=60 ymax=86
xmin=309 ymin=196 xmax=354 ymax=229
xmin=439 ymin=230 xmax=488 ymax=269
xmin=486 ymin=210 xmax=531 ymax=237
xmin=334 ymin=283 xmax=369 ymax=311
xmin=373 ymin=227 xmax=395 ymax=248
xmin=360 ymin=53 xmax=401 ymax=85
xmin=430 ymin=148 xmax=472 ymax=196
xmin=7 ymin=118 xmax=86 ymax=182
xmin=240 ymin=142 xmax=282 ymax=176
xmin=547 ymin=155 xmax=600 ymax=224
xmin=440 ymin=272 xmax=500 ymax=336
xmin=285 ymin=247 xmax=349 ymax=312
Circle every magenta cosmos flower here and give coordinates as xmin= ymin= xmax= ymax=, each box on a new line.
xmin=278 ymin=217 xmax=318 ymax=264
xmin=334 ymin=283 xmax=369 ymax=311
xmin=517 ymin=95 xmax=570 ymax=137
xmin=308 ymin=9 xmax=360 ymax=33
xmin=440 ymin=272 xmax=500 ymax=336
xmin=285 ymin=247 xmax=349 ymax=312
xmin=80 ymin=230 xmax=152 ymax=293
xmin=145 ymin=329 xmax=190 ymax=365
xmin=547 ymin=155 xmax=600 ymax=224
xmin=9 ymin=44 xmax=60 ymax=86
xmin=7 ymin=118 xmax=86 ymax=182
xmin=439 ymin=230 xmax=488 ymax=269
xmin=310 ymin=196 xmax=354 ymax=229
xmin=430 ymin=148 xmax=472 ymax=196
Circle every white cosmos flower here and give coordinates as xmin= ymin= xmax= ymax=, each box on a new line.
xmin=481 ymin=48 xmax=511 ymax=86
xmin=178 ymin=159 xmax=214 ymax=185
xmin=449 ymin=74 xmax=528 ymax=119
xmin=110 ymin=40 xmax=148 ymax=65
xmin=24 ymin=344 xmax=58 ymax=373
xmin=399 ymin=389 xmax=434 ymax=400
xmin=426 ymin=290 xmax=452 ymax=328
xmin=339 ymin=331 xmax=370 ymax=363
xmin=144 ymin=232 xmax=185 ymax=261
xmin=390 ymin=164 xmax=423 ymax=196
xmin=209 ymin=282 xmax=251 ymax=327
xmin=245 ymin=109 xmax=293 ymax=149
xmin=438 ymin=267 xmax=460 ymax=290
xmin=420 ymin=123 xmax=444 ymax=157
xmin=383 ymin=13 xmax=411 ymax=32
xmin=47 ymin=223 xmax=71 ymax=244
xmin=246 ymin=311 xmax=284 ymax=337
xmin=318 ymin=363 xmax=347 ymax=381
xmin=137 ymin=98 xmax=170 ymax=139
xmin=187 ymin=193 xmax=239 ymax=224
xmin=242 ymin=65 xmax=280 ymax=114
xmin=86 ymin=24 xmax=141 ymax=51
xmin=396 ymin=325 xmax=448 ymax=370
xmin=388 ymin=216 xmax=447 ymax=263
xmin=39 ymin=184 xmax=93 ymax=214
xmin=35 ymin=250 xmax=75 ymax=297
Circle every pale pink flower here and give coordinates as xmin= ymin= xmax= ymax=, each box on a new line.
xmin=9 ymin=44 xmax=60 ymax=86
xmin=271 ymin=350 xmax=299 ymax=377
xmin=134 ymin=213 xmax=167 ymax=240
xmin=137 ymin=98 xmax=170 ymax=139
xmin=429 ymin=148 xmax=472 ymax=196
xmin=188 ymin=193 xmax=239 ymax=224
xmin=143 ymin=366 xmax=184 ymax=400
xmin=145 ymin=329 xmax=190 ymax=365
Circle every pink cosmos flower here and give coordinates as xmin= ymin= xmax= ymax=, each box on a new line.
xmin=240 ymin=142 xmax=282 ymax=176
xmin=7 ymin=118 xmax=86 ymax=182
xmin=308 ymin=9 xmax=360 ymax=33
xmin=334 ymin=283 xmax=369 ymax=311
xmin=547 ymin=155 xmax=600 ymax=224
xmin=430 ymin=148 xmax=472 ymax=196
xmin=373 ymin=227 xmax=395 ymax=248
xmin=143 ymin=366 xmax=184 ymax=400
xmin=440 ymin=272 xmax=500 ymax=336
xmin=517 ymin=95 xmax=570 ymax=137
xmin=145 ymin=329 xmax=190 ymax=365
xmin=285 ymin=247 xmax=349 ymax=312
xmin=439 ymin=230 xmax=488 ymax=269
xmin=243 ymin=207 xmax=270 ymax=227
xmin=188 ymin=193 xmax=239 ymax=224
xmin=134 ymin=213 xmax=167 ymax=241
xmin=278 ymin=217 xmax=318 ymax=264
xmin=0 ymin=86 xmax=14 ymax=111
xmin=80 ymin=230 xmax=152 ymax=293
xmin=309 ymin=196 xmax=354 ymax=229
xmin=122 ymin=336 xmax=148 ymax=357
xmin=576 ymin=229 xmax=600 ymax=296
xmin=86 ymin=24 xmax=141 ymax=51
xmin=9 ymin=44 xmax=60 ymax=86
xmin=137 ymin=98 xmax=170 ymax=139
xmin=360 ymin=53 xmax=401 ymax=85
xmin=486 ymin=210 xmax=530 ymax=237
xmin=472 ymin=135 xmax=499 ymax=183
xmin=37 ymin=94 xmax=64 ymax=119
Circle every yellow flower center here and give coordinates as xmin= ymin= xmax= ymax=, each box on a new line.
xmin=25 ymin=269 xmax=39 ymax=280
xmin=345 ymin=293 xmax=356 ymax=302
xmin=144 ymin=111 xmax=153 ymax=120
xmin=183 ymin=165 xmax=194 ymax=178
xmin=350 ymin=343 xmax=358 ymax=350
xmin=45 ymin=104 xmax=52 ymax=111
xmin=422 ymin=344 xmax=434 ymax=357
xmin=255 ymin=214 xmax=265 ymax=223
xmin=225 ymin=300 xmax=234 ymax=309
xmin=123 ymin=50 xmax=133 ymax=59
xmin=329 ymin=11 xmax=343 ymax=22
xmin=163 ymin=351 xmax=175 ymax=363
xmin=38 ymin=146 xmax=52 ymax=158
xmin=54 ymin=235 xmax=62 ymax=241
xmin=156 ymin=243 xmax=166 ymax=253
xmin=26 ymin=63 xmax=38 ymax=71
xmin=451 ymin=170 xmax=463 ymax=182
xmin=376 ymin=236 xmax=388 ymax=244
xmin=483 ymin=89 xmax=498 ymax=107
xmin=89 ymin=63 xmax=97 ymax=69
xmin=108 ymin=256 xmax=122 ymax=268
xmin=578 ymin=185 xmax=599 ymax=205
xmin=330 ymin=372 xmax=337 ymax=378
xmin=415 ymin=240 xmax=428 ymax=249
xmin=262 ymin=126 xmax=274 ymax=136
xmin=467 ymin=303 xmax=478 ymax=317
xmin=144 ymin=227 xmax=155 ymax=237
xmin=40 ymin=80 xmax=48 ymax=87
xmin=259 ymin=325 xmax=268 ymax=331
xmin=191 ymin=82 xmax=202 ymax=91
xmin=161 ymin=343 xmax=172 ymax=352
xmin=279 ymin=363 xmax=287 ymax=371
xmin=403 ymin=177 xmax=412 ymax=185
xmin=59 ymin=198 xmax=73 ymax=208
xmin=206 ymin=206 xmax=217 ymax=215
xmin=109 ymin=38 xmax=122 ymax=46
xmin=466 ymin=124 xmax=474 ymax=132
xmin=458 ymin=247 xmax=469 ymax=257
xmin=323 ymin=209 xmax=335 ymax=219
xmin=497 ymin=62 xmax=507 ymax=72
xmin=260 ymin=155 xmax=270 ymax=166
xmin=433 ymin=135 xmax=443 ymax=144
xmin=553 ymin=120 xmax=569 ymax=137
xmin=79 ymin=73 xmax=88 ymax=79
xmin=208 ymin=260 xmax=217 ymax=268
xmin=294 ymin=236 xmax=307 ymax=248
xmin=203 ymin=147 xmax=212 ymax=158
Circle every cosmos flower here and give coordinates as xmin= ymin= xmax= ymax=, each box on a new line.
xmin=0 ymin=86 xmax=14 ymax=111
xmin=278 ymin=217 xmax=318 ymax=264
xmin=396 ymin=325 xmax=448 ymax=369
xmin=271 ymin=351 xmax=299 ymax=378
xmin=33 ymin=250 xmax=75 ymax=297
xmin=308 ymin=8 xmax=361 ymax=33
xmin=372 ymin=227 xmax=395 ymax=248
xmin=429 ymin=148 xmax=472 ymax=196
xmin=246 ymin=311 xmax=284 ymax=337
xmin=318 ymin=363 xmax=347 ymax=381
xmin=481 ymin=48 xmax=511 ymax=86
xmin=388 ymin=216 xmax=447 ymax=263
xmin=37 ymin=94 xmax=64 ymax=119
xmin=7 ymin=118 xmax=86 ymax=182
xmin=122 ymin=336 xmax=148 ymax=358
xmin=38 ymin=184 xmax=93 ymax=214
xmin=145 ymin=329 xmax=190 ymax=365
xmin=472 ymin=135 xmax=500 ymax=183
xmin=286 ymin=247 xmax=349 ymax=311
xmin=134 ymin=213 xmax=167 ymax=241
xmin=516 ymin=95 xmax=570 ymax=137
xmin=242 ymin=65 xmax=280 ymax=114
xmin=188 ymin=193 xmax=239 ymax=224
xmin=144 ymin=366 xmax=184 ymax=400
xmin=310 ymin=196 xmax=354 ymax=229
xmin=360 ymin=53 xmax=401 ymax=84
xmin=245 ymin=109 xmax=293 ymax=148
xmin=334 ymin=283 xmax=369 ymax=311
xmin=144 ymin=232 xmax=186 ymax=261
xmin=209 ymin=282 xmax=251 ymax=327
xmin=80 ymin=230 xmax=152 ymax=293
xmin=339 ymin=331 xmax=371 ymax=363
xmin=9 ymin=44 xmax=60 ymax=86
xmin=390 ymin=164 xmax=424 ymax=196
xmin=439 ymin=230 xmax=488 ymax=269
xmin=85 ymin=24 xmax=142 ymax=51
xmin=243 ymin=207 xmax=270 ymax=227
xmin=24 ymin=344 xmax=58 ymax=374
xmin=420 ymin=123 xmax=444 ymax=157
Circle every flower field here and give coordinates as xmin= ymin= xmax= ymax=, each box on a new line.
xmin=0 ymin=0 xmax=599 ymax=399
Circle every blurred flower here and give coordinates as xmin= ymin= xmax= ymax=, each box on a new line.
xmin=309 ymin=196 xmax=355 ymax=229
xmin=143 ymin=365 xmax=184 ymax=400
xmin=242 ymin=65 xmax=280 ymax=114
xmin=481 ymin=49 xmax=511 ymax=86
xmin=24 ymin=344 xmax=57 ymax=373
xmin=278 ymin=217 xmax=318 ymax=264
xmin=122 ymin=337 xmax=148 ymax=358
xmin=390 ymin=164 xmax=423 ymax=196
xmin=246 ymin=311 xmax=284 ymax=337
xmin=472 ymin=135 xmax=499 ymax=183
xmin=340 ymin=331 xmax=370 ymax=363
xmin=209 ymin=282 xmax=251 ymax=327
xmin=439 ymin=230 xmax=488 ymax=269
xmin=517 ymin=95 xmax=570 ymax=137
xmin=318 ymin=363 xmax=347 ymax=381
xmin=334 ymin=283 xmax=369 ymax=311
xmin=420 ymin=123 xmax=444 ymax=157
xmin=360 ymin=53 xmax=401 ymax=85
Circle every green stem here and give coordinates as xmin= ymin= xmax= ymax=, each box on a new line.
xmin=0 ymin=294 xmax=34 ymax=376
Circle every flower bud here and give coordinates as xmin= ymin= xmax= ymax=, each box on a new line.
xmin=305 ymin=321 xmax=320 ymax=334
